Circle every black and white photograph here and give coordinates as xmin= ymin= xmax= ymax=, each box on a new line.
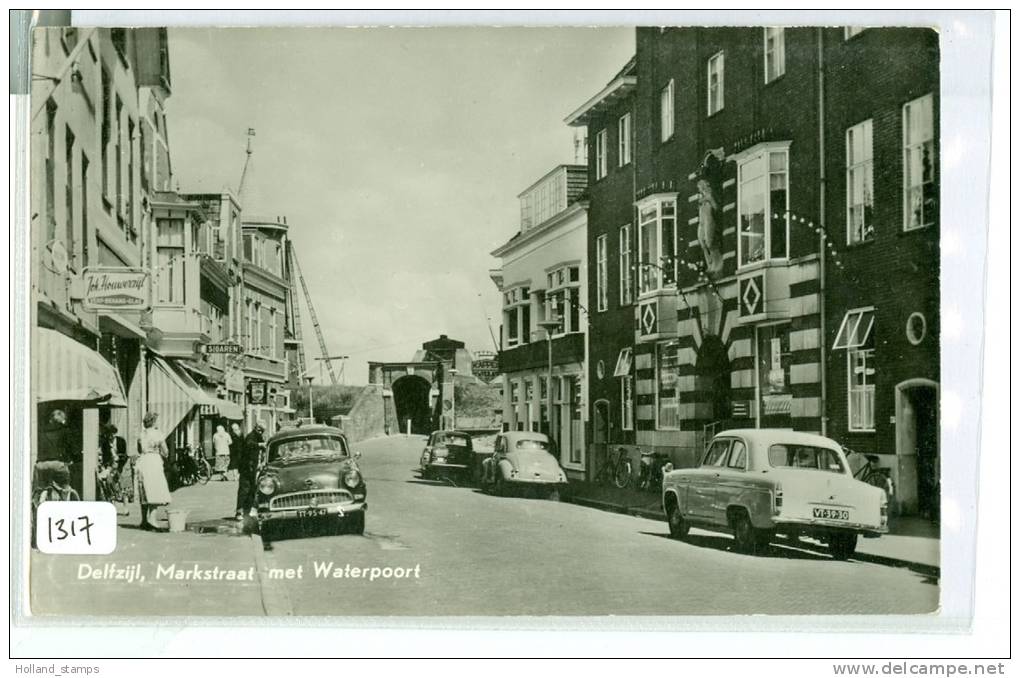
xmin=9 ymin=11 xmax=1003 ymax=655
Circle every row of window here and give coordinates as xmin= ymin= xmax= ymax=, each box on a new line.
xmin=506 ymin=373 xmax=584 ymax=466
xmin=588 ymin=93 xmax=935 ymax=308
xmin=503 ymin=265 xmax=582 ymax=347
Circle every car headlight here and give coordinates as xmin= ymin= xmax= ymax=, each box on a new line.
xmin=343 ymin=469 xmax=362 ymax=489
xmin=258 ymin=476 xmax=277 ymax=495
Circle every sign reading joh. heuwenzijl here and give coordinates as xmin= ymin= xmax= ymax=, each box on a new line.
xmin=82 ymin=268 xmax=150 ymax=311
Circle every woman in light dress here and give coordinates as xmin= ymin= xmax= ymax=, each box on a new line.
xmin=212 ymin=424 xmax=232 ymax=480
xmin=136 ymin=412 xmax=172 ymax=530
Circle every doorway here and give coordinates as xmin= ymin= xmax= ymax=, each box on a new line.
xmin=895 ymin=379 xmax=939 ymax=518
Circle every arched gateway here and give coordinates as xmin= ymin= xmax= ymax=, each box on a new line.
xmin=367 ymin=361 xmax=452 ymax=436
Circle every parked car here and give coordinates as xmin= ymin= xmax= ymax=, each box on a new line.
xmin=661 ymin=429 xmax=888 ymax=559
xmin=480 ymin=431 xmax=568 ymax=500
xmin=420 ymin=430 xmax=475 ymax=481
xmin=255 ymin=425 xmax=366 ymax=538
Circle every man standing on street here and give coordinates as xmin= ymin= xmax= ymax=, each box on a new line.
xmin=235 ymin=422 xmax=266 ymax=521
xmin=36 ymin=409 xmax=79 ymax=494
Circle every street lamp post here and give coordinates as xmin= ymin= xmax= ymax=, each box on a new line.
xmin=538 ymin=319 xmax=561 ymax=439
xmin=449 ymin=368 xmax=458 ymax=430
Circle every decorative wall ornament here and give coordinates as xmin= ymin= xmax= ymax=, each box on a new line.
xmin=697 ymin=148 xmax=726 ymax=277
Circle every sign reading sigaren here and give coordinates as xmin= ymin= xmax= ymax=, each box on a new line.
xmin=82 ymin=267 xmax=150 ymax=311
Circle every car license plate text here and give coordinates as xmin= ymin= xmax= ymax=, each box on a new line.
xmin=297 ymin=507 xmax=328 ymax=518
xmin=813 ymin=507 xmax=850 ymax=521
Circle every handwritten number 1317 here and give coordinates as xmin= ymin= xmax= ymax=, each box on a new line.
xmin=47 ymin=516 xmax=94 ymax=545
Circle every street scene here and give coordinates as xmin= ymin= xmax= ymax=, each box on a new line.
xmin=26 ymin=25 xmax=941 ymax=618
xmin=30 ymin=434 xmax=940 ymax=616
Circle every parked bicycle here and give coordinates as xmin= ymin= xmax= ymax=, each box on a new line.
xmin=173 ymin=445 xmax=211 ymax=488
xmin=594 ymin=446 xmax=632 ymax=489
xmin=844 ymin=446 xmax=898 ymax=517
xmin=31 ymin=462 xmax=79 ymax=548
xmin=637 ymin=450 xmax=673 ymax=492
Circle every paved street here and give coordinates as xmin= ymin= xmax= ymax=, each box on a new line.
xmin=260 ymin=436 xmax=939 ymax=616
xmin=28 ymin=435 xmax=939 ymax=617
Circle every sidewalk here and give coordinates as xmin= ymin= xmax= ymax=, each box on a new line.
xmin=28 ymin=479 xmax=269 ymax=617
xmin=563 ymin=480 xmax=940 ymax=573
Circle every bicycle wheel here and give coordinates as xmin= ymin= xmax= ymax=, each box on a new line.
xmin=613 ymin=461 xmax=632 ymax=489
xmin=196 ymin=459 xmax=211 ymax=485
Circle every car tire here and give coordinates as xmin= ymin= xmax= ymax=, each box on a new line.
xmin=667 ymin=503 xmax=690 ymax=540
xmin=732 ymin=511 xmax=767 ymax=554
xmin=827 ymin=533 xmax=858 ymax=560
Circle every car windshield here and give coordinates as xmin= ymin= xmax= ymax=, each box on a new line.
xmin=515 ymin=439 xmax=549 ymax=451
xmin=270 ymin=435 xmax=348 ymax=462
xmin=434 ymin=433 xmax=470 ymax=446
xmin=768 ymin=444 xmax=847 ymax=474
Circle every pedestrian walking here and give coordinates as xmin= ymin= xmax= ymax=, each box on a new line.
xmin=235 ymin=422 xmax=265 ymax=521
xmin=212 ymin=424 xmax=232 ymax=480
xmin=228 ymin=422 xmax=244 ymax=481
xmin=136 ymin=412 xmax=172 ymax=531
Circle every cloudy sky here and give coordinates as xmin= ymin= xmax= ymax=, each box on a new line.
xmin=165 ymin=27 xmax=633 ymax=383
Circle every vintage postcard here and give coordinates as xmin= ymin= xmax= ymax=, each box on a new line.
xmin=23 ymin=23 xmax=943 ymax=619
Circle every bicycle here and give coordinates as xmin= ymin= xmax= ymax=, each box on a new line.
xmin=844 ymin=447 xmax=898 ymax=517
xmin=593 ymin=446 xmax=633 ymax=489
xmin=31 ymin=465 xmax=79 ymax=548
xmin=174 ymin=446 xmax=211 ymax=487
xmin=637 ymin=450 xmax=673 ymax=492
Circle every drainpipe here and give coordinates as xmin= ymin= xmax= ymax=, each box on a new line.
xmin=816 ymin=28 xmax=828 ymax=437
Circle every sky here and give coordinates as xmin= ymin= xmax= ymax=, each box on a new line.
xmin=164 ymin=27 xmax=634 ymax=384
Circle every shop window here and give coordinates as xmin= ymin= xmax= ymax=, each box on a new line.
xmin=757 ymin=324 xmax=792 ymax=424
xmin=833 ymin=307 xmax=876 ymax=432
xmin=656 ymin=340 xmax=680 ymax=430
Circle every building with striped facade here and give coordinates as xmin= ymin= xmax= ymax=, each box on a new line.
xmin=569 ymin=26 xmax=939 ymax=515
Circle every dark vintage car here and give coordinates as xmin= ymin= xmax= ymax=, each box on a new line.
xmin=419 ymin=430 xmax=475 ymax=480
xmin=480 ymin=431 xmax=568 ymax=499
xmin=255 ymin=425 xmax=366 ymax=537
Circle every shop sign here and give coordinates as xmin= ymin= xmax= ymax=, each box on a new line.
xmin=204 ymin=343 xmax=243 ymax=355
xmin=82 ymin=267 xmax=150 ymax=311
xmin=247 ymin=379 xmax=268 ymax=405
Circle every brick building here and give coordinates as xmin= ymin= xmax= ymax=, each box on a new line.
xmin=568 ymin=27 xmax=938 ymax=515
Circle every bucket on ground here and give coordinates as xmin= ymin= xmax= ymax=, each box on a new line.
xmin=167 ymin=509 xmax=188 ymax=533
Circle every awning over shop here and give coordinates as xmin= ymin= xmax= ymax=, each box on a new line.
xmin=34 ymin=328 xmax=127 ymax=406
xmin=199 ymin=399 xmax=244 ymax=420
xmin=148 ymin=355 xmax=218 ymax=435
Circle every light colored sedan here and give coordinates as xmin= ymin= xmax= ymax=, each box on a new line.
xmin=662 ymin=429 xmax=888 ymax=559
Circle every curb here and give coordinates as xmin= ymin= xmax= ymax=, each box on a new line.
xmin=249 ymin=530 xmax=294 ymax=616
xmin=567 ymin=494 xmax=939 ymax=575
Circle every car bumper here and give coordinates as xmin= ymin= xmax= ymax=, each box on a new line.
xmin=506 ymin=478 xmax=567 ymax=486
xmin=257 ymin=500 xmax=366 ymax=523
xmin=774 ymin=517 xmax=887 ymax=537
xmin=426 ymin=462 xmax=470 ymax=470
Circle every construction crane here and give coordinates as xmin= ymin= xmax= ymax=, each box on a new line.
xmin=289 ymin=246 xmax=339 ymax=385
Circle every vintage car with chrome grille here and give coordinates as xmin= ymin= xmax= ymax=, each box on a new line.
xmin=419 ymin=430 xmax=476 ymax=481
xmin=255 ymin=425 xmax=366 ymax=537
xmin=480 ymin=431 xmax=568 ymax=499
xmin=661 ymin=429 xmax=887 ymax=559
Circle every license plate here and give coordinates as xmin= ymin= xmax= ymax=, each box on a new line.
xmin=297 ymin=507 xmax=328 ymax=518
xmin=813 ymin=507 xmax=850 ymax=521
